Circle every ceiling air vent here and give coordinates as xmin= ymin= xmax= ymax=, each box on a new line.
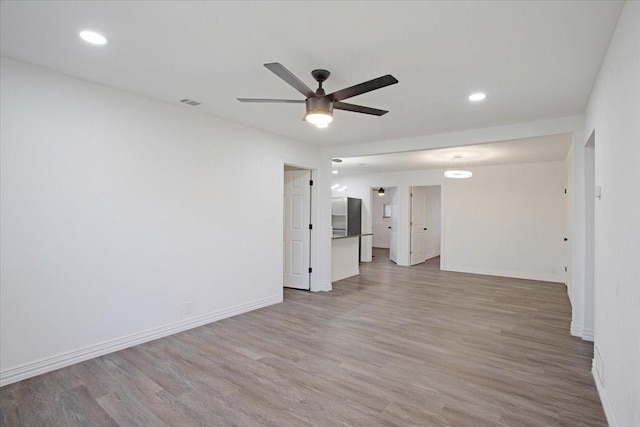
xmin=180 ymin=98 xmax=201 ymax=107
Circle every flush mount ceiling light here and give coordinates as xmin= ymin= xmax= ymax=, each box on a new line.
xmin=468 ymin=92 xmax=486 ymax=102
xmin=444 ymin=154 xmax=473 ymax=179
xmin=79 ymin=30 xmax=108 ymax=45
xmin=378 ymin=187 xmax=385 ymax=196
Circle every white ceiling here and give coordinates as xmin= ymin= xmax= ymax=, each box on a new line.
xmin=0 ymin=1 xmax=624 ymax=148
xmin=334 ymin=134 xmax=572 ymax=176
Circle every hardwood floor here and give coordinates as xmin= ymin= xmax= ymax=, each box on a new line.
xmin=0 ymin=248 xmax=606 ymax=426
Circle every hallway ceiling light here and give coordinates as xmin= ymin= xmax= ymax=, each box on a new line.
xmin=378 ymin=187 xmax=385 ymax=196
xmin=332 ymin=157 xmax=342 ymax=175
xmin=444 ymin=154 xmax=472 ymax=179
xmin=444 ymin=170 xmax=473 ymax=178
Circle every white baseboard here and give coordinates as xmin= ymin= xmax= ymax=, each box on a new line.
xmin=441 ymin=264 xmax=564 ymax=283
xmin=582 ymin=328 xmax=595 ymax=341
xmin=0 ymin=295 xmax=281 ymax=387
xmin=312 ymin=280 xmax=332 ymax=292
xmin=593 ymin=362 xmax=618 ymax=427
xmin=425 ymin=252 xmax=440 ymax=261
xmin=570 ymin=322 xmax=584 ymax=338
xmin=570 ymin=322 xmax=594 ymax=342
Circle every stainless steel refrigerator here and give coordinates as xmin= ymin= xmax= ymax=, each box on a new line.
xmin=332 ymin=197 xmax=362 ymax=237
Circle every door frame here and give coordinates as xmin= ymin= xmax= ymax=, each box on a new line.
xmin=283 ymin=167 xmax=312 ymax=290
xmin=583 ymin=132 xmax=596 ymax=340
xmin=281 ymin=161 xmax=319 ymax=292
xmin=410 ymin=186 xmax=428 ymax=266
xmin=365 ymin=186 xmax=399 ymax=263
xmin=410 ymin=185 xmax=442 ymax=267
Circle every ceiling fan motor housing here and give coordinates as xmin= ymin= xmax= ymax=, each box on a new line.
xmin=306 ymin=96 xmax=333 ymax=115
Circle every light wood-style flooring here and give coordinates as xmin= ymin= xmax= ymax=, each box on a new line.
xmin=0 ymin=248 xmax=606 ymax=426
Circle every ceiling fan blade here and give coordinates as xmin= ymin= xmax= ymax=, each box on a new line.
xmin=264 ymin=63 xmax=315 ymax=98
xmin=328 ymin=75 xmax=398 ymax=102
xmin=237 ymin=98 xmax=305 ymax=103
xmin=333 ymin=102 xmax=388 ymax=116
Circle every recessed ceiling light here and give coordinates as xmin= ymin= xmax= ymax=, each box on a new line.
xmin=468 ymin=92 xmax=486 ymax=102
xmin=79 ymin=30 xmax=108 ymax=45
xmin=332 ymin=170 xmax=339 ymax=175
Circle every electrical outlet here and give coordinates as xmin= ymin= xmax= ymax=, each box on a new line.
xmin=184 ymin=301 xmax=193 ymax=315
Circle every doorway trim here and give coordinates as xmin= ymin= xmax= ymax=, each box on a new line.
xmin=281 ymin=160 xmax=319 ymax=292
xmin=583 ymin=131 xmax=596 ymax=341
xmin=410 ymin=185 xmax=442 ymax=266
xmin=365 ymin=186 xmax=399 ymax=264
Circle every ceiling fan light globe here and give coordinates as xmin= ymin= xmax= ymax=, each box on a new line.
xmin=444 ymin=170 xmax=473 ymax=179
xmin=305 ymin=112 xmax=333 ymax=127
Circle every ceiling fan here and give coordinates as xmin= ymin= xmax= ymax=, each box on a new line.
xmin=238 ymin=63 xmax=398 ymax=128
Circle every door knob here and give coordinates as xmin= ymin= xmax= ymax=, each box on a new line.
xmin=564 ymin=237 xmax=568 ymax=241
xmin=424 ymin=228 xmax=427 ymax=231
xmin=388 ymin=226 xmax=391 ymax=229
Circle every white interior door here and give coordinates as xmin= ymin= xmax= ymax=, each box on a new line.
xmin=410 ymin=187 xmax=428 ymax=265
xmin=389 ymin=187 xmax=398 ymax=263
xmin=284 ymin=169 xmax=311 ymax=289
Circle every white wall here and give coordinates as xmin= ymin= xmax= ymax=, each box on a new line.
xmin=442 ymin=161 xmax=566 ymax=283
xmin=0 ymin=57 xmax=328 ymax=385
xmin=576 ymin=2 xmax=640 ymax=425
xmin=371 ymin=191 xmax=391 ymax=248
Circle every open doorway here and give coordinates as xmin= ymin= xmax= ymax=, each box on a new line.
xmin=283 ymin=165 xmax=312 ymax=290
xmin=410 ymin=186 xmax=442 ymax=267
xmin=371 ymin=186 xmax=398 ymax=263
